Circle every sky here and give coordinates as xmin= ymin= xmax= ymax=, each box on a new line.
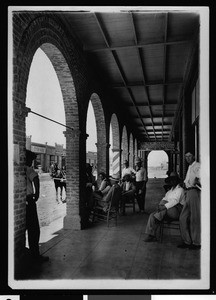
xmin=148 ymin=150 xmax=168 ymax=167
xmin=26 ymin=48 xmax=97 ymax=151
xmin=26 ymin=47 xmax=166 ymax=166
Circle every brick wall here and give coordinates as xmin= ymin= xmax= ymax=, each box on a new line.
xmin=12 ymin=11 xmax=138 ymax=273
xmin=121 ymin=125 xmax=128 ymax=162
xmin=129 ymin=133 xmax=134 ymax=168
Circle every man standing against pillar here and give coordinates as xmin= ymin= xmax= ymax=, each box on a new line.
xmin=135 ymin=157 xmax=148 ymax=214
xmin=25 ymin=149 xmax=49 ymax=262
xmin=178 ymin=150 xmax=201 ymax=249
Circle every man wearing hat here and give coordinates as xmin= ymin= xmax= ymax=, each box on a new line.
xmin=134 ymin=157 xmax=148 ymax=214
xmin=144 ymin=171 xmax=185 ymax=242
xmin=122 ymin=159 xmax=136 ymax=179
xmin=25 ymin=149 xmax=49 ymax=262
xmin=97 ymin=174 xmax=122 ymax=212
xmin=178 ymin=150 xmax=201 ymax=249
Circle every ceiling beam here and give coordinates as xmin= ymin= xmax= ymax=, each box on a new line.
xmin=93 ymin=13 xmax=110 ymax=48
xmin=130 ymin=12 xmax=157 ymax=141
xmin=93 ymin=12 xmax=150 ymax=140
xmin=134 ymin=113 xmax=174 ymax=118
xmin=84 ymin=40 xmax=190 ymax=52
xmin=125 ymin=101 xmax=178 ymax=107
xmin=111 ymin=79 xmax=183 ymax=88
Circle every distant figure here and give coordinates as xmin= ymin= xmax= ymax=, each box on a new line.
xmin=52 ymin=167 xmax=66 ymax=203
xmin=61 ymin=166 xmax=67 ymax=201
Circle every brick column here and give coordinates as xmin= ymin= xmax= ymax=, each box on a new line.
xmin=106 ymin=143 xmax=111 ymax=177
xmin=63 ymin=129 xmax=81 ymax=230
xmin=95 ymin=141 xmax=107 ymax=175
xmin=13 ymin=103 xmax=29 ymax=264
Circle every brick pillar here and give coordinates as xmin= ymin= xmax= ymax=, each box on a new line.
xmin=95 ymin=141 xmax=106 ymax=175
xmin=106 ymin=143 xmax=111 ymax=177
xmin=129 ymin=134 xmax=133 ymax=168
xmin=14 ymin=103 xmax=29 ymax=267
xmin=63 ymin=129 xmax=81 ymax=230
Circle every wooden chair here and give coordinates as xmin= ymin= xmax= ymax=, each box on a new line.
xmin=123 ymin=195 xmax=136 ymax=214
xmin=91 ymin=187 xmax=121 ymax=227
xmin=158 ymin=217 xmax=180 ymax=243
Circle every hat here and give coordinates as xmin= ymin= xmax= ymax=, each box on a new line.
xmin=26 ymin=149 xmax=37 ymax=161
xmin=109 ymin=174 xmax=120 ymax=181
xmin=167 ymin=171 xmax=180 ymax=182
xmin=135 ymin=157 xmax=142 ymax=163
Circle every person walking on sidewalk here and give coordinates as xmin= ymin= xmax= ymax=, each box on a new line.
xmin=25 ymin=149 xmax=49 ymax=263
xmin=178 ymin=150 xmax=201 ymax=250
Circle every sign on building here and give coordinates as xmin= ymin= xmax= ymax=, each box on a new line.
xmin=31 ymin=145 xmax=46 ymax=153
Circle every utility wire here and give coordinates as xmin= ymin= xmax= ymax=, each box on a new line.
xmin=28 ymin=108 xmax=74 ymax=131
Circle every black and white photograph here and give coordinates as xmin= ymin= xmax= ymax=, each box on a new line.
xmin=8 ymin=6 xmax=210 ymax=290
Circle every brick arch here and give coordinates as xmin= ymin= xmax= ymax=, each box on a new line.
xmin=146 ymin=150 xmax=169 ymax=178
xmin=12 ymin=15 xmax=83 ymax=265
xmin=129 ymin=133 xmax=134 ymax=168
xmin=110 ymin=113 xmax=121 ymax=176
xmin=121 ymin=125 xmax=129 ymax=165
xmin=89 ymin=93 xmax=107 ymax=174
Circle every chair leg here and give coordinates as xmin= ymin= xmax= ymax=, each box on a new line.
xmin=159 ymin=223 xmax=164 ymax=243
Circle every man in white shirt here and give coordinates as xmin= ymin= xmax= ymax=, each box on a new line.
xmin=122 ymin=160 xmax=136 ymax=179
xmin=144 ymin=172 xmax=185 ymax=242
xmin=178 ymin=151 xmax=201 ymax=249
xmin=135 ymin=157 xmax=147 ymax=213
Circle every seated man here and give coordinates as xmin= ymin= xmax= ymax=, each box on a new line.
xmin=120 ymin=174 xmax=136 ymax=215
xmin=91 ymin=172 xmax=111 ymax=208
xmin=143 ymin=172 xmax=185 ymax=242
xmin=97 ymin=174 xmax=122 ymax=212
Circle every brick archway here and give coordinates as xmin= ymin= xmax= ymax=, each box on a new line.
xmin=12 ymin=14 xmax=83 ymax=266
xmin=129 ymin=133 xmax=134 ymax=168
xmin=146 ymin=150 xmax=169 ymax=178
xmin=89 ymin=93 xmax=107 ymax=175
xmin=121 ymin=126 xmax=128 ymax=170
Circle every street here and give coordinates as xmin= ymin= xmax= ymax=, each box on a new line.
xmin=37 ymin=173 xmax=66 ymax=227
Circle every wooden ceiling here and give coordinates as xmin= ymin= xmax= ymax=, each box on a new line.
xmin=58 ymin=9 xmax=200 ymax=142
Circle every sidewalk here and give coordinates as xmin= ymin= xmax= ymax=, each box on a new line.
xmin=16 ymin=178 xmax=200 ymax=284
